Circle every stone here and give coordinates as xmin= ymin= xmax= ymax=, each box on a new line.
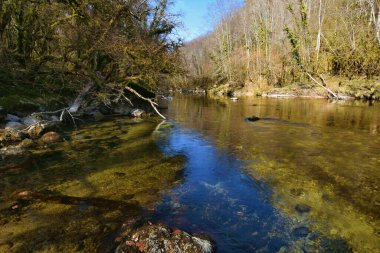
xmin=293 ymin=226 xmax=310 ymax=237
xmin=18 ymin=138 xmax=34 ymax=148
xmin=0 ymin=146 xmax=27 ymax=156
xmin=39 ymin=132 xmax=61 ymax=144
xmin=5 ymin=122 xmax=25 ymax=130
xmin=0 ymin=128 xmax=26 ymax=143
xmin=22 ymin=115 xmax=42 ymax=126
xmin=246 ymin=116 xmax=261 ymax=122
xmin=5 ymin=114 xmax=21 ymax=122
xmin=0 ymin=146 xmax=32 ymax=170
xmin=27 ymin=124 xmax=44 ymax=139
xmin=130 ymin=109 xmax=145 ymax=118
xmin=116 ymin=223 xmax=215 ymax=253
xmin=295 ymin=204 xmax=312 ymax=214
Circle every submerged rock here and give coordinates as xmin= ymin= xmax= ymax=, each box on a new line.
xmin=0 ymin=146 xmax=32 ymax=170
xmin=116 ymin=223 xmax=215 ymax=253
xmin=0 ymin=146 xmax=28 ymax=156
xmin=245 ymin=116 xmax=261 ymax=122
xmin=293 ymin=226 xmax=310 ymax=237
xmin=295 ymin=204 xmax=312 ymax=214
xmin=39 ymin=132 xmax=61 ymax=144
xmin=18 ymin=138 xmax=35 ymax=148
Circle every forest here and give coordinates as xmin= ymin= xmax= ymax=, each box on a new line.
xmin=181 ymin=0 xmax=380 ymax=99
xmin=1 ymin=1 xmax=380 ymax=253
xmin=0 ymin=0 xmax=181 ymax=112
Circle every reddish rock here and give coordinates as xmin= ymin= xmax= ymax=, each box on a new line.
xmin=116 ymin=223 xmax=215 ymax=253
xmin=39 ymin=132 xmax=61 ymax=144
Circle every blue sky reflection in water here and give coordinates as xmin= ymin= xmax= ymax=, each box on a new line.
xmin=152 ymin=125 xmax=337 ymax=252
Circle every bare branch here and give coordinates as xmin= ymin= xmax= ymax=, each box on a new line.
xmin=124 ymin=86 xmax=166 ymax=120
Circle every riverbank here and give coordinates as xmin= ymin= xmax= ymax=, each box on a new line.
xmin=206 ymin=76 xmax=380 ymax=100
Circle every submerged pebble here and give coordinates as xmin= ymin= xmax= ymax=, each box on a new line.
xmin=295 ymin=204 xmax=312 ymax=214
xmin=293 ymin=226 xmax=310 ymax=237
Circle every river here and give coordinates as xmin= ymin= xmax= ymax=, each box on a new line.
xmin=0 ymin=95 xmax=379 ymax=252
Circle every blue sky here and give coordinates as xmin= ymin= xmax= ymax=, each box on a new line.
xmin=171 ymin=0 xmax=243 ymax=42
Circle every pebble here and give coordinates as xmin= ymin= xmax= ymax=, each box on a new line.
xmin=293 ymin=226 xmax=310 ymax=237
xmin=295 ymin=204 xmax=312 ymax=213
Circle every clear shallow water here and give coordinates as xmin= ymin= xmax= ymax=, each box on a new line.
xmin=153 ymin=95 xmax=380 ymax=253
xmin=0 ymin=96 xmax=379 ymax=252
xmin=153 ymin=127 xmax=301 ymax=252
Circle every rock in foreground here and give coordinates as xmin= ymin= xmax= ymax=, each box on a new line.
xmin=116 ymin=223 xmax=215 ymax=253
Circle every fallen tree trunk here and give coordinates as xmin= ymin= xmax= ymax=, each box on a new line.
xmin=304 ymin=72 xmax=339 ymax=99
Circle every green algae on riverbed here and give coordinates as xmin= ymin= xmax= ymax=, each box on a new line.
xmin=0 ymin=118 xmax=185 ymax=252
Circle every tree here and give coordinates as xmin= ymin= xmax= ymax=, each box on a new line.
xmin=0 ymin=0 xmax=182 ymax=112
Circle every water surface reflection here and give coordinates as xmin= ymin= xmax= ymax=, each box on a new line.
xmin=154 ymin=95 xmax=380 ymax=252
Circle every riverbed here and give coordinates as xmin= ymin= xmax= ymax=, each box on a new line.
xmin=0 ymin=96 xmax=379 ymax=252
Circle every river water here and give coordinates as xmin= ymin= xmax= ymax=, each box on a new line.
xmin=0 ymin=95 xmax=379 ymax=252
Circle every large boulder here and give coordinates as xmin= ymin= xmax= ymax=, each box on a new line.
xmin=39 ymin=132 xmax=62 ymax=144
xmin=116 ymin=223 xmax=215 ymax=253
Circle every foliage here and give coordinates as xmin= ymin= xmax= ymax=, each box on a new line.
xmin=181 ymin=0 xmax=380 ymax=92
xmin=0 ymin=0 xmax=181 ymax=109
